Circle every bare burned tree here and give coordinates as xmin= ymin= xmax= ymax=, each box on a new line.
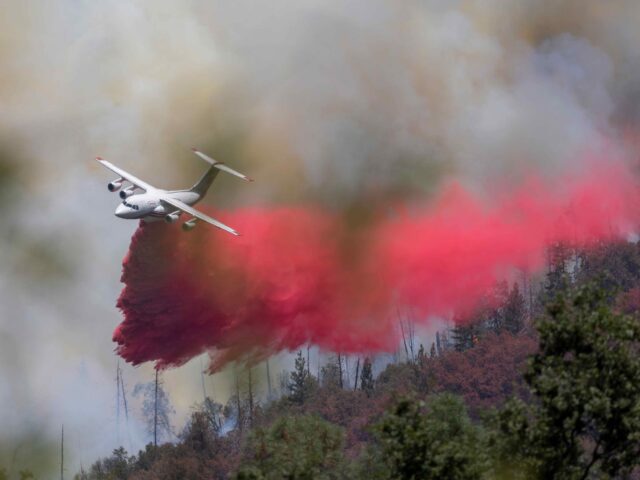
xmin=354 ymin=357 xmax=361 ymax=391
xmin=133 ymin=370 xmax=175 ymax=445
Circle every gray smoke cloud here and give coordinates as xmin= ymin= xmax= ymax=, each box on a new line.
xmin=1 ymin=0 xmax=640 ymax=476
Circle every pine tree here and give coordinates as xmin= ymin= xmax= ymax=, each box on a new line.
xmin=288 ymin=350 xmax=313 ymax=404
xmin=417 ymin=344 xmax=426 ymax=366
xmin=429 ymin=343 xmax=436 ymax=358
xmin=544 ymin=242 xmax=570 ymax=298
xmin=452 ymin=322 xmax=479 ymax=352
xmin=320 ymin=356 xmax=342 ymax=390
xmin=503 ymin=282 xmax=526 ymax=334
xmin=360 ymin=357 xmax=374 ymax=396
xmin=486 ymin=280 xmax=510 ymax=332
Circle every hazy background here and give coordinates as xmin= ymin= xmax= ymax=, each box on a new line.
xmin=2 ymin=0 xmax=640 ymax=476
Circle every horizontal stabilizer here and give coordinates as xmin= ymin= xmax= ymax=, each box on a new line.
xmin=191 ymin=148 xmax=253 ymax=182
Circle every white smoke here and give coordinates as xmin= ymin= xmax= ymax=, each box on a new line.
xmin=1 ymin=0 xmax=639 ymax=476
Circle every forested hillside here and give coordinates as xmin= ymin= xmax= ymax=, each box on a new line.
xmin=66 ymin=240 xmax=640 ymax=479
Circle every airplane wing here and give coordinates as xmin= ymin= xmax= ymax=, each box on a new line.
xmin=96 ymin=157 xmax=156 ymax=192
xmin=160 ymin=196 xmax=239 ymax=236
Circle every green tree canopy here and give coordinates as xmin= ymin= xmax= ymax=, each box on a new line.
xmin=490 ymin=284 xmax=640 ymax=479
xmin=375 ymin=393 xmax=488 ymax=480
xmin=288 ymin=350 xmax=316 ymax=404
xmin=359 ymin=357 xmax=375 ymax=396
xmin=234 ymin=415 xmax=348 ymax=480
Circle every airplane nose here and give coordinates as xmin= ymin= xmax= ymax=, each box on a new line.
xmin=115 ymin=204 xmax=127 ymax=218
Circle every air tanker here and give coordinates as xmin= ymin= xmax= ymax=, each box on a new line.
xmin=97 ymin=148 xmax=252 ymax=235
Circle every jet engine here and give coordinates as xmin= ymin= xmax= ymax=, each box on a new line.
xmin=165 ymin=212 xmax=180 ymax=224
xmin=182 ymin=219 xmax=197 ymax=231
xmin=119 ymin=187 xmax=136 ymax=199
xmin=108 ymin=180 xmax=123 ymax=192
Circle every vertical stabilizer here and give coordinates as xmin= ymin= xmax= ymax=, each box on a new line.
xmin=190 ymin=166 xmax=220 ymax=196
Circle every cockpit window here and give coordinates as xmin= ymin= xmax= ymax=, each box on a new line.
xmin=122 ymin=201 xmax=139 ymax=210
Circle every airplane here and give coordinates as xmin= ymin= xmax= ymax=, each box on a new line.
xmin=97 ymin=148 xmax=252 ymax=235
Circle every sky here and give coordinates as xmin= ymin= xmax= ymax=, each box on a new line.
xmin=2 ymin=0 xmax=640 ymax=476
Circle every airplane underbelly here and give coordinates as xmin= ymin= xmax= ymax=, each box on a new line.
xmin=142 ymin=215 xmax=164 ymax=223
xmin=142 ymin=204 xmax=171 ymax=222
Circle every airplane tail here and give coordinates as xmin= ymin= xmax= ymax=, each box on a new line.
xmin=190 ymin=148 xmax=252 ymax=196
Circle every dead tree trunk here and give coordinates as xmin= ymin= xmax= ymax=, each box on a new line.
xmin=397 ymin=306 xmax=410 ymax=361
xmin=235 ymin=371 xmax=243 ymax=432
xmin=247 ymin=367 xmax=254 ymax=428
xmin=120 ymin=369 xmax=132 ymax=451
xmin=266 ymin=359 xmax=273 ymax=400
xmin=116 ymin=362 xmax=121 ymax=445
xmin=154 ymin=369 xmax=159 ymax=447
xmin=407 ymin=308 xmax=417 ymax=361
xmin=354 ymin=357 xmax=361 ymax=391
xmin=345 ymin=356 xmax=350 ymax=388
xmin=200 ymin=358 xmax=208 ymax=402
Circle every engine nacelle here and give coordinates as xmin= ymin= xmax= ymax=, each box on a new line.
xmin=182 ymin=219 xmax=198 ymax=232
xmin=165 ymin=212 xmax=180 ymax=224
xmin=108 ymin=180 xmax=123 ymax=192
xmin=119 ymin=187 xmax=136 ymax=199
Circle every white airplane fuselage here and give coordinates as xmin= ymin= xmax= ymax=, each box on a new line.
xmin=99 ymin=148 xmax=250 ymax=235
xmin=115 ymin=190 xmax=200 ymax=222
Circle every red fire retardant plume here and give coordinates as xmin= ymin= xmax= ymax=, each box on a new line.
xmin=113 ymin=162 xmax=640 ymax=370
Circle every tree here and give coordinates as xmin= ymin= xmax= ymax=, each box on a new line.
xmin=233 ymin=415 xmax=349 ymax=479
xmin=78 ymin=447 xmax=134 ymax=480
xmin=353 ymin=357 xmax=361 ymax=391
xmin=360 ymin=357 xmax=374 ymax=396
xmin=288 ymin=350 xmax=316 ymax=404
xmin=543 ymin=242 xmax=571 ymax=299
xmin=321 ymin=356 xmax=342 ymax=390
xmin=225 ymin=392 xmax=247 ymax=433
xmin=452 ymin=322 xmax=480 ymax=352
xmin=247 ymin=367 xmax=255 ymax=428
xmin=486 ymin=280 xmax=510 ymax=333
xmin=133 ymin=373 xmax=175 ymax=445
xmin=180 ymin=410 xmax=218 ymax=455
xmin=375 ymin=394 xmax=488 ymax=480
xmin=416 ymin=344 xmax=426 ymax=366
xmin=577 ymin=240 xmax=640 ymax=294
xmin=430 ymin=333 xmax=535 ymax=416
xmin=429 ymin=343 xmax=436 ymax=359
xmin=503 ymin=282 xmax=525 ymax=334
xmin=490 ymin=284 xmax=640 ymax=479
xmin=198 ymin=397 xmax=224 ymax=436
